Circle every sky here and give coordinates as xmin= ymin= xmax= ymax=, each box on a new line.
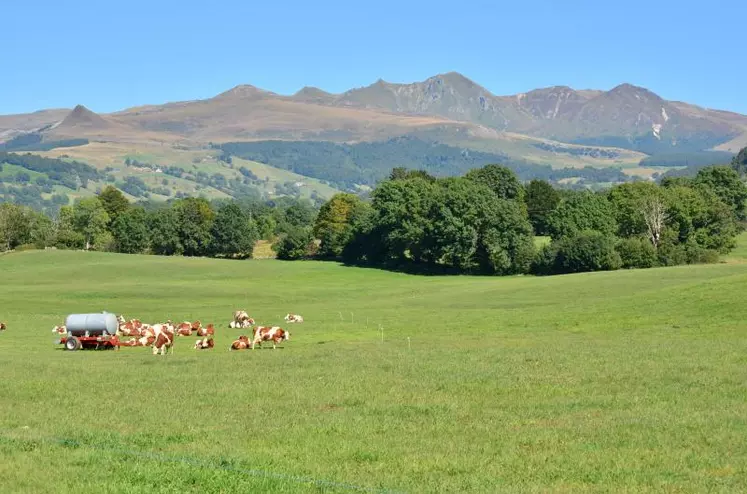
xmin=2 ymin=0 xmax=746 ymax=115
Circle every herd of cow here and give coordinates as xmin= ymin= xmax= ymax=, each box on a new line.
xmin=47 ymin=311 xmax=304 ymax=355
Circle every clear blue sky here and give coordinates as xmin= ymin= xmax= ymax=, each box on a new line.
xmin=3 ymin=0 xmax=746 ymax=115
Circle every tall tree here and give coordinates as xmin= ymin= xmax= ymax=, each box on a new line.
xmin=54 ymin=206 xmax=85 ymax=249
xmin=0 ymin=203 xmax=32 ymax=251
xmin=111 ymin=207 xmax=149 ymax=254
xmin=97 ymin=185 xmax=130 ymax=224
xmin=210 ymin=202 xmax=258 ymax=258
xmin=148 ymin=207 xmax=182 ymax=255
xmin=274 ymin=226 xmax=313 ymax=260
xmin=608 ymin=182 xmax=665 ymax=240
xmin=313 ymin=193 xmax=369 ymax=259
xmin=174 ymin=197 xmax=215 ymax=256
xmin=730 ymin=146 xmax=747 ymax=175
xmin=547 ymin=191 xmax=617 ymax=240
xmin=71 ymin=198 xmax=110 ymax=250
xmin=371 ymin=176 xmax=437 ymax=264
xmin=525 ymin=179 xmax=560 ymax=236
xmin=693 ymin=166 xmax=747 ymax=220
xmin=465 ymin=164 xmax=524 ymax=202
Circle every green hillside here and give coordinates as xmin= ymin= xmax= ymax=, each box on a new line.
xmin=0 ymin=250 xmax=746 ymax=492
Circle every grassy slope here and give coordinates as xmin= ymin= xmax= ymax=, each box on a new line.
xmin=1 ymin=252 xmax=746 ymax=492
xmin=36 ymin=143 xmax=341 ymax=201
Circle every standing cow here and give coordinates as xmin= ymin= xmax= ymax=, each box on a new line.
xmin=251 ymin=326 xmax=289 ymax=350
xmin=152 ymin=322 xmax=175 ymax=355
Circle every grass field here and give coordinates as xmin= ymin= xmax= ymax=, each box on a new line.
xmin=1 ymin=250 xmax=747 ymax=493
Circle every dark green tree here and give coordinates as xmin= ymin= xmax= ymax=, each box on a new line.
xmin=111 ymin=207 xmax=150 ymax=254
xmin=0 ymin=203 xmax=32 ymax=250
xmin=210 ymin=202 xmax=258 ymax=258
xmin=664 ymin=184 xmax=738 ymax=253
xmin=465 ymin=164 xmax=524 ymax=202
xmin=692 ymin=165 xmax=747 ymax=220
xmin=71 ymin=197 xmax=110 ymax=250
xmin=730 ymin=146 xmax=747 ymax=175
xmin=608 ymin=182 xmax=664 ymax=239
xmin=313 ymin=193 xmax=370 ymax=259
xmin=542 ymin=231 xmax=622 ymax=274
xmin=525 ymin=179 xmax=560 ymax=236
xmin=547 ymin=191 xmax=617 ymax=240
xmin=97 ymin=185 xmax=130 ymax=224
xmin=370 ymin=176 xmax=437 ymax=264
xmin=54 ymin=206 xmax=85 ymax=249
xmin=174 ymin=197 xmax=215 ymax=256
xmin=615 ymin=237 xmax=659 ymax=269
xmin=389 ymin=167 xmax=436 ymax=182
xmin=148 ymin=207 xmax=183 ymax=256
xmin=274 ymin=226 xmax=313 ymax=260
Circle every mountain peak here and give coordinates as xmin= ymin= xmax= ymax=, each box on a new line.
xmin=607 ymin=83 xmax=661 ymax=98
xmin=292 ymin=86 xmax=335 ymax=102
xmin=214 ymin=84 xmax=271 ymax=100
xmin=59 ymin=105 xmax=110 ymax=129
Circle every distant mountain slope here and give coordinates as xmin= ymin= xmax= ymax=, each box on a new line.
xmin=0 ymin=72 xmax=744 ymax=184
xmin=309 ymin=74 xmax=745 ymax=154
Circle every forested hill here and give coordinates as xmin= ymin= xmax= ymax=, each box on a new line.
xmin=218 ymin=138 xmax=629 ymax=190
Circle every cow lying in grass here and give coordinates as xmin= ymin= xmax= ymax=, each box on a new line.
xmin=229 ymin=335 xmax=251 ymax=351
xmin=0 ymin=322 xmax=6 ymax=331
xmin=229 ymin=319 xmax=254 ymax=329
xmin=175 ymin=320 xmax=202 ymax=337
xmin=251 ymin=326 xmax=289 ymax=350
xmin=196 ymin=324 xmax=215 ymax=337
xmin=52 ymin=325 xmax=67 ymax=335
xmin=284 ymin=313 xmax=304 ymax=323
xmin=122 ymin=335 xmax=155 ymax=347
xmin=194 ymin=337 xmax=214 ymax=350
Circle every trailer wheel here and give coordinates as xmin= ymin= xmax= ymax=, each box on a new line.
xmin=65 ymin=336 xmax=82 ymax=351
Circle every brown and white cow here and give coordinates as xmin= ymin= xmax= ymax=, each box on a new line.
xmin=251 ymin=326 xmax=289 ymax=350
xmin=196 ymin=323 xmax=215 ymax=337
xmin=175 ymin=320 xmax=201 ymax=337
xmin=284 ymin=313 xmax=304 ymax=323
xmin=229 ymin=335 xmax=251 ymax=351
xmin=118 ymin=319 xmax=145 ymax=337
xmin=122 ymin=335 xmax=155 ymax=347
xmin=193 ymin=337 xmax=215 ymax=350
xmin=152 ymin=322 xmax=175 ymax=355
xmin=232 ymin=310 xmax=256 ymax=325
xmin=0 ymin=322 xmax=6 ymax=331
xmin=139 ymin=324 xmax=155 ymax=338
xmin=52 ymin=325 xmax=67 ymax=335
xmin=228 ymin=318 xmax=254 ymax=329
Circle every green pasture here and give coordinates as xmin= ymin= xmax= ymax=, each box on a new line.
xmin=0 ymin=250 xmax=746 ymax=493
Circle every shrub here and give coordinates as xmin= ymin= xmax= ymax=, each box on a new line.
xmin=530 ymin=243 xmax=560 ymax=276
xmin=616 ymin=237 xmax=658 ymax=269
xmin=684 ymin=242 xmax=720 ymax=265
xmin=551 ymin=231 xmax=622 ymax=274
xmin=273 ymin=227 xmax=313 ymax=260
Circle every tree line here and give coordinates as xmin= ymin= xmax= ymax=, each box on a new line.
xmin=217 ymin=137 xmax=634 ymax=191
xmin=2 ymin=150 xmax=746 ymax=278
xmin=305 ymin=160 xmax=747 ymax=275
xmin=0 ymin=186 xmax=317 ymax=258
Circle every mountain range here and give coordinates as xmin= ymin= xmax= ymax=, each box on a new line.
xmin=1 ymin=72 xmax=745 ymax=199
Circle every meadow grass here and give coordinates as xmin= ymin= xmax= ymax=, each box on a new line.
xmin=0 ymin=250 xmax=746 ymax=493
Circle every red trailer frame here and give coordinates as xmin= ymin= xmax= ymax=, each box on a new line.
xmin=59 ymin=334 xmax=125 ymax=351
